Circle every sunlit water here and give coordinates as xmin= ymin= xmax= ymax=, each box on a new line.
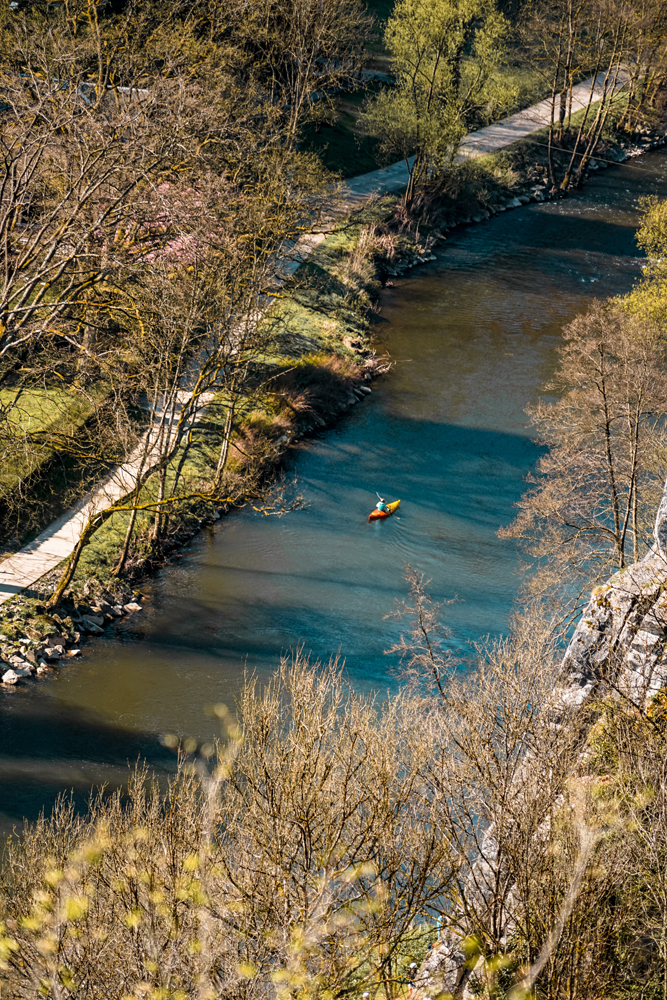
xmin=1 ymin=150 xmax=665 ymax=832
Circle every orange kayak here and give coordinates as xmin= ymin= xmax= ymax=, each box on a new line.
xmin=368 ymin=500 xmax=401 ymax=522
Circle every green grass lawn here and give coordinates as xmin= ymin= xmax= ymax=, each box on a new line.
xmin=0 ymin=385 xmax=109 ymax=491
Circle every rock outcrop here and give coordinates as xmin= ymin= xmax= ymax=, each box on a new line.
xmin=560 ymin=483 xmax=667 ymax=711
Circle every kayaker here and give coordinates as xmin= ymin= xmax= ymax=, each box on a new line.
xmin=376 ymin=493 xmax=388 ymax=512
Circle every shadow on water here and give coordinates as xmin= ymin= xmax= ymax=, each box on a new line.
xmin=0 ymin=694 xmax=175 ymax=833
xmin=1 ymin=148 xmax=665 ymax=829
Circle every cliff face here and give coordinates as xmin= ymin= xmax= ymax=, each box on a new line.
xmin=421 ymin=481 xmax=667 ymax=999
xmin=560 ymin=484 xmax=667 ymax=713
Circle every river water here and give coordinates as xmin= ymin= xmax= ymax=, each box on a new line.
xmin=1 ymin=150 xmax=665 ymax=833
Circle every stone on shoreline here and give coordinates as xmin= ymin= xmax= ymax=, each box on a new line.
xmin=44 ymin=645 xmax=65 ymax=660
xmin=124 ymin=602 xmax=142 ymax=613
xmin=85 ymin=614 xmax=104 ymax=626
xmin=80 ymin=617 xmax=104 ymax=635
xmin=14 ymin=664 xmax=35 ymax=677
xmin=43 ymin=632 xmax=69 ymax=647
xmin=2 ymin=670 xmax=18 ymax=685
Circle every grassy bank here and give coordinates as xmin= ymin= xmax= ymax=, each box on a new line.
xmin=0 ymin=384 xmax=118 ymax=550
xmin=0 ymin=215 xmax=397 ymax=679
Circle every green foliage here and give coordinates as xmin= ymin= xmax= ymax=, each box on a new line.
xmin=361 ymin=0 xmax=511 ymax=197
xmin=0 ymin=387 xmax=100 ymax=490
xmin=636 ymin=195 xmax=667 ymax=277
xmin=618 ymin=195 xmax=667 ymax=330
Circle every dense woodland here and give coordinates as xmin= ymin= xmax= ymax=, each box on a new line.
xmin=3 ymin=0 xmax=667 ymax=996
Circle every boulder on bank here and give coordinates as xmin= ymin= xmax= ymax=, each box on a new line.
xmin=13 ymin=664 xmax=35 ymax=677
xmin=42 ymin=632 xmax=69 ymax=647
xmin=44 ymin=645 xmax=65 ymax=660
xmin=79 ymin=616 xmax=104 ymax=634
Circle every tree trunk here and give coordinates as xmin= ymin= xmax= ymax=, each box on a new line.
xmin=215 ymin=400 xmax=236 ymax=482
xmin=152 ymin=465 xmax=167 ymax=545
xmin=600 ymin=373 xmax=622 ymax=566
xmin=114 ymin=505 xmax=138 ymax=577
xmin=47 ymin=508 xmax=116 ymax=607
xmin=546 ymin=38 xmax=563 ymax=191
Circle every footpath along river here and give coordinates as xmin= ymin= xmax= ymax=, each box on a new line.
xmin=0 ymin=149 xmax=666 ymax=833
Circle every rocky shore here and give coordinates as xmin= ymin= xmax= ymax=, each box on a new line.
xmin=0 ymin=589 xmax=144 ymax=686
xmin=375 ymin=125 xmax=667 ymax=283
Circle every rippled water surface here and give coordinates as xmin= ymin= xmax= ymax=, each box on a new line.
xmin=1 ymin=150 xmax=666 ymax=831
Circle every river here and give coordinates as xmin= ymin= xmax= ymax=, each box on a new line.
xmin=1 ymin=150 xmax=665 ymax=834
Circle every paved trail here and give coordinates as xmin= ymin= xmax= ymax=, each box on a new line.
xmin=345 ymin=73 xmax=620 ymax=199
xmin=0 ymin=74 xmax=621 ymax=604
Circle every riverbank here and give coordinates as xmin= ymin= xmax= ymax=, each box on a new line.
xmin=0 ymin=142 xmax=659 ymax=841
xmin=0 ymin=99 xmax=664 ymax=686
xmin=362 ymin=117 xmax=667 ymax=285
xmin=0 ymin=227 xmax=395 ymax=683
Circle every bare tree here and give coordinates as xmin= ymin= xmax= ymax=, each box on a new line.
xmin=0 ymin=652 xmax=458 ymax=999
xmin=521 ymin=0 xmax=666 ymax=191
xmin=0 ymin=0 xmax=332 ymax=594
xmin=388 ymin=573 xmax=634 ymax=1000
xmin=230 ymin=0 xmax=374 ymax=143
xmin=500 ymin=300 xmax=667 ymax=620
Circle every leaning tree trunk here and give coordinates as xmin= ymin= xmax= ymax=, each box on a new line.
xmin=151 ymin=466 xmax=167 ymax=547
xmin=114 ymin=505 xmax=139 ymax=578
xmin=47 ymin=506 xmax=120 ymax=607
xmin=215 ymin=400 xmax=236 ymax=482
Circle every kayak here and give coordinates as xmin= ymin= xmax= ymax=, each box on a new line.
xmin=368 ymin=500 xmax=401 ymax=522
